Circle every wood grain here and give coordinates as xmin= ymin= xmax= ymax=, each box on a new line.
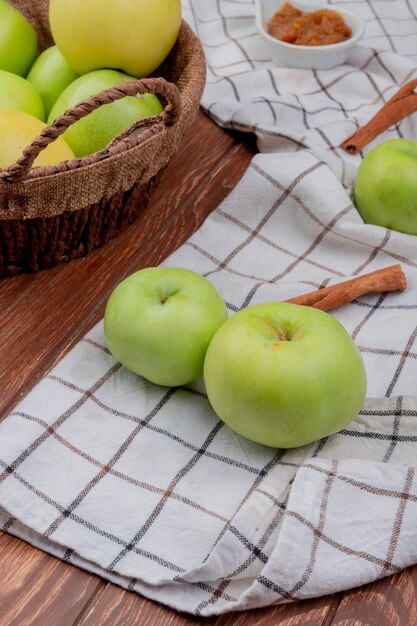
xmin=0 ymin=109 xmax=415 ymax=625
xmin=77 ymin=583 xmax=341 ymax=626
xmin=332 ymin=568 xmax=417 ymax=626
xmin=0 ymin=534 xmax=101 ymax=626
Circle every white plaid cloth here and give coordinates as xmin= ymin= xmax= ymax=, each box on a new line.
xmin=1 ymin=0 xmax=417 ymax=617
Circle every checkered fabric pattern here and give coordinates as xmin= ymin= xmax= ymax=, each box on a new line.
xmin=183 ymin=0 xmax=417 ymax=186
xmin=1 ymin=0 xmax=417 ymax=617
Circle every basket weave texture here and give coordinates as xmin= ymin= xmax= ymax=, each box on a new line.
xmin=0 ymin=1 xmax=206 ymax=275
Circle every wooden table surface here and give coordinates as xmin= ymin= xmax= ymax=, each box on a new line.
xmin=0 ymin=110 xmax=416 ymax=625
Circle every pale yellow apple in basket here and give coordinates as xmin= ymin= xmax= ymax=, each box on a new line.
xmin=0 ymin=109 xmax=75 ymax=169
xmin=49 ymin=0 xmax=182 ymax=78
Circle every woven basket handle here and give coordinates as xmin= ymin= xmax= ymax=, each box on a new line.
xmin=0 ymin=77 xmax=181 ymax=183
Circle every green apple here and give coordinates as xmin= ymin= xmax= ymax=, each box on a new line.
xmin=0 ymin=0 xmax=37 ymax=77
xmin=0 ymin=70 xmax=44 ymax=120
xmin=0 ymin=109 xmax=75 ymax=168
xmin=47 ymin=69 xmax=163 ymax=157
xmin=354 ymin=139 xmax=417 ymax=236
xmin=104 ymin=267 xmax=228 ymax=387
xmin=27 ymin=46 xmax=79 ymax=117
xmin=49 ymin=0 xmax=182 ymax=78
xmin=204 ymin=302 xmax=367 ymax=449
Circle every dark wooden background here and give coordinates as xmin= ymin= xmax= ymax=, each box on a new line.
xmin=0 ymin=110 xmax=416 ymax=625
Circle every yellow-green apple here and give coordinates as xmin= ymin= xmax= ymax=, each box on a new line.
xmin=27 ymin=46 xmax=79 ymax=117
xmin=354 ymin=139 xmax=417 ymax=236
xmin=49 ymin=0 xmax=182 ymax=78
xmin=0 ymin=0 xmax=37 ymax=76
xmin=0 ymin=108 xmax=75 ymax=168
xmin=104 ymin=268 xmax=228 ymax=387
xmin=0 ymin=70 xmax=44 ymax=120
xmin=48 ymin=69 xmax=163 ymax=157
xmin=204 ymin=302 xmax=367 ymax=449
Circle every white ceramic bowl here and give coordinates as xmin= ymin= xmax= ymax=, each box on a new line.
xmin=255 ymin=0 xmax=365 ymax=70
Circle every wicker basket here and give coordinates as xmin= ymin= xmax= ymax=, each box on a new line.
xmin=0 ymin=1 xmax=206 ymax=275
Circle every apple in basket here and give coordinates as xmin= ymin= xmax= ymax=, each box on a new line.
xmin=104 ymin=268 xmax=228 ymax=387
xmin=49 ymin=0 xmax=182 ymax=78
xmin=27 ymin=46 xmax=79 ymax=118
xmin=354 ymin=138 xmax=417 ymax=236
xmin=0 ymin=70 xmax=45 ymax=121
xmin=47 ymin=69 xmax=164 ymax=158
xmin=0 ymin=0 xmax=37 ymax=76
xmin=0 ymin=109 xmax=75 ymax=168
xmin=204 ymin=302 xmax=367 ymax=449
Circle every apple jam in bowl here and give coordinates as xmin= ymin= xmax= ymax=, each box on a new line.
xmin=255 ymin=0 xmax=365 ymax=69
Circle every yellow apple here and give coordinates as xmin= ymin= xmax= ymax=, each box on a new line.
xmin=49 ymin=0 xmax=182 ymax=78
xmin=0 ymin=109 xmax=75 ymax=169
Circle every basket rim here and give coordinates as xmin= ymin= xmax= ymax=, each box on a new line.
xmin=0 ymin=20 xmax=206 ymax=221
xmin=0 ymin=77 xmax=182 ymax=184
xmin=0 ymin=20 xmax=205 ymax=184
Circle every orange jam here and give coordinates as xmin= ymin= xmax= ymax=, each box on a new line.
xmin=268 ymin=2 xmax=352 ymax=46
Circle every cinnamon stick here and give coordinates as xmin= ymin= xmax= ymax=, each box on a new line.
xmin=340 ymin=79 xmax=417 ymax=154
xmin=285 ymin=264 xmax=406 ymax=311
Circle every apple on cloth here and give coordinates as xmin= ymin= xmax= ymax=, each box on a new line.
xmin=104 ymin=267 xmax=228 ymax=387
xmin=204 ymin=301 xmax=367 ymax=449
xmin=354 ymin=138 xmax=417 ymax=236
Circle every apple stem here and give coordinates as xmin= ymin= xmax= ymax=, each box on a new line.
xmin=285 ymin=264 xmax=407 ymax=312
